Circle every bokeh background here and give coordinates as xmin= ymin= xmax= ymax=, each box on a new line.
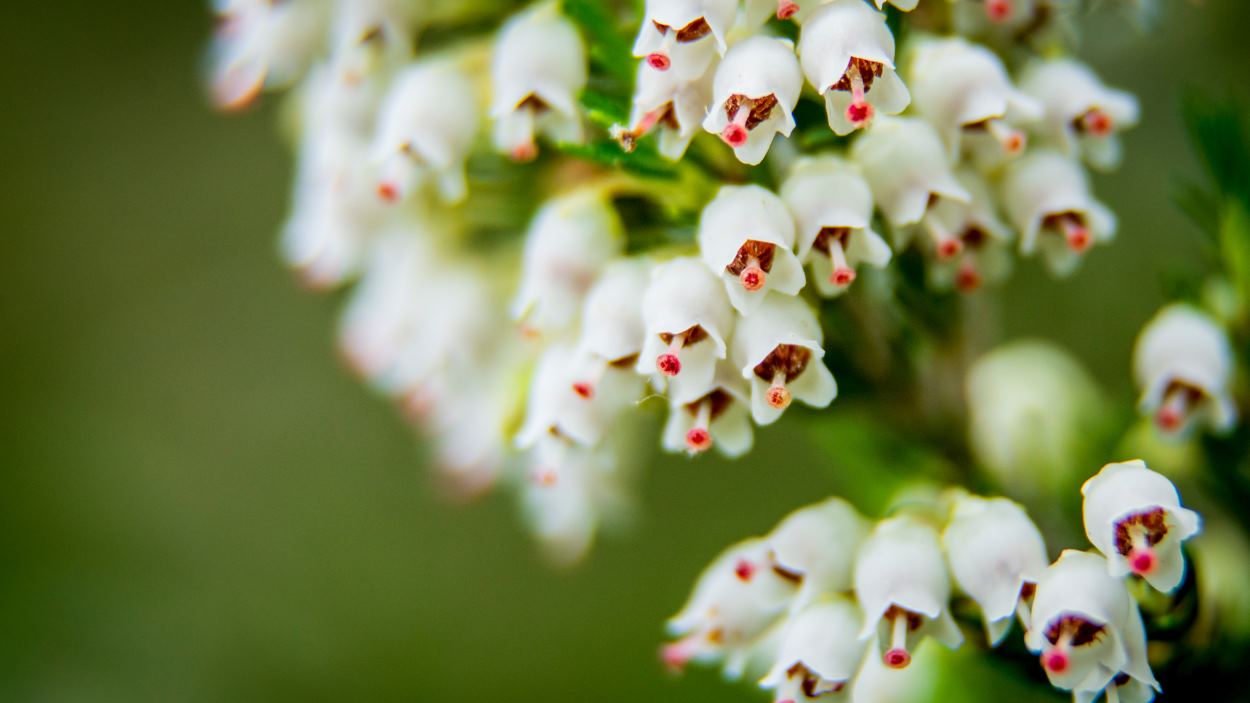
xmin=3 ymin=1 xmax=1249 ymax=700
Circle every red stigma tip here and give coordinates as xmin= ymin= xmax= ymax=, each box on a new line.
xmin=685 ymin=428 xmax=712 ymax=453
xmin=572 ymin=382 xmax=594 ymax=399
xmin=661 ymin=643 xmax=690 ymax=673
xmin=721 ymin=123 xmax=749 ymax=148
xmin=510 ymin=143 xmax=537 ymax=162
xmin=1084 ymin=109 xmax=1114 ymax=137
xmin=657 ymin=353 xmax=682 ymax=377
xmin=740 ymin=266 xmax=766 ymax=292
xmin=647 ymin=52 xmax=671 ymax=71
xmin=956 ymin=266 xmax=982 ymax=292
xmin=1042 ymin=649 xmax=1069 ymax=674
xmin=734 ymin=559 xmax=756 ymax=581
xmin=1129 ymin=548 xmax=1157 ymax=575
xmin=986 ymin=0 xmax=1013 ymax=22
xmin=1066 ymin=227 xmax=1091 ymax=252
xmin=1004 ymin=131 xmax=1025 ymax=154
xmin=831 ymin=267 xmax=856 ymax=287
xmin=766 ymin=385 xmax=791 ymax=409
xmin=377 ymin=182 xmax=399 ymax=202
xmin=1156 ymin=406 xmax=1182 ymax=431
xmin=777 ymin=1 xmax=799 ymax=19
xmin=938 ymin=239 xmax=963 ymax=260
xmin=884 ymin=648 xmax=911 ymax=669
xmin=846 ymin=101 xmax=874 ymax=126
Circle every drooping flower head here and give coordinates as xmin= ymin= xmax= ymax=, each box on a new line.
xmin=1132 ymin=304 xmax=1237 ymax=436
xmin=613 ymin=59 xmax=714 ymax=160
xmin=731 ymin=295 xmax=838 ymax=426
xmin=917 ymin=168 xmax=1015 ymax=292
xmin=661 ymin=361 xmax=755 ymax=457
xmin=208 ymin=0 xmax=328 ymax=111
xmin=516 ymin=343 xmax=621 ymax=451
xmin=759 ymin=598 xmax=866 ymax=703
xmin=520 ymin=438 xmax=624 ymax=566
xmin=852 ymin=116 xmax=971 ymax=229
xmin=764 ymin=497 xmax=869 ymax=611
xmin=698 ymin=184 xmax=806 ymax=314
xmin=703 ymin=36 xmax=804 ymax=165
xmin=572 ymin=259 xmax=652 ymax=401
xmin=1020 ymin=58 xmax=1140 ymax=171
xmin=633 ymin=0 xmax=736 ymax=79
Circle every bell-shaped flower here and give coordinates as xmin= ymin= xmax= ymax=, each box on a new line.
xmin=371 ymin=60 xmax=480 ymax=205
xmin=999 ymin=150 xmax=1115 ymax=276
xmin=512 ymin=190 xmax=624 ymax=335
xmin=516 ymin=343 xmax=626 ymax=451
xmin=208 ymin=0 xmax=328 ymax=111
xmin=520 ymin=437 xmax=623 ymax=565
xmin=855 ymin=516 xmax=962 ymax=670
xmin=665 ymin=538 xmax=798 ymax=677
xmin=759 ymin=597 xmax=866 ymax=703
xmin=1075 ymin=673 xmax=1159 ymax=703
xmin=326 ymin=0 xmax=413 ymax=89
xmin=907 ymin=37 xmax=1039 ymax=157
xmin=1019 ymin=58 xmax=1140 ymax=171
xmin=637 ymin=257 xmax=736 ymax=405
xmin=731 ymin=295 xmax=837 ymax=425
xmin=698 ymin=184 xmax=805 ymax=314
xmin=764 ymin=497 xmax=869 ymax=611
xmin=1082 ymin=459 xmax=1202 ymax=593
xmin=336 ymin=226 xmax=427 ymax=383
xmin=632 ymin=0 xmax=736 ymax=80
xmin=851 ymin=117 xmax=970 ymax=229
xmin=797 ymin=0 xmax=910 ymax=135
xmin=662 ymin=361 xmax=754 ymax=457
xmin=612 ymin=60 xmax=714 ymax=160
xmin=1027 ymin=550 xmax=1158 ymax=696
xmin=1132 ymin=304 xmax=1237 ymax=436
xmin=572 ymin=259 xmax=652 ymax=400
xmin=702 ymin=36 xmax=804 ymax=165
xmin=942 ymin=494 xmax=1049 ymax=645
xmin=914 ymin=168 xmax=1014 ymax=292
xmin=781 ymin=155 xmax=890 ymax=297
xmin=491 ymin=3 xmax=588 ymax=161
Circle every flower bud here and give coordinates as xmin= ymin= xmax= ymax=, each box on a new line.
xmin=765 ymin=497 xmax=869 ymax=611
xmin=851 ymin=117 xmax=970 ymax=228
xmin=1019 ymin=58 xmax=1140 ymax=171
xmin=614 ymin=60 xmax=714 ymax=160
xmin=491 ymin=3 xmax=588 ymax=161
xmin=759 ymin=597 xmax=865 ymax=703
xmin=698 ymin=184 xmax=806 ymax=314
xmin=1132 ymin=304 xmax=1237 ymax=437
xmin=633 ymin=0 xmax=735 ymax=80
xmin=662 ymin=361 xmax=754 ymax=457
xmin=781 ymin=155 xmax=892 ymax=297
xmin=1082 ymin=459 xmax=1202 ymax=593
xmin=703 ymin=36 xmax=804 ymax=165
xmin=731 ymin=295 xmax=838 ymax=425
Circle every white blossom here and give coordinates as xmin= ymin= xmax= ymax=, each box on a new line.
xmin=661 ymin=361 xmax=755 ymax=457
xmin=759 ymin=597 xmax=866 ymax=703
xmin=851 ymin=117 xmax=971 ymax=229
xmin=731 ymin=295 xmax=837 ymax=426
xmin=1019 ymin=58 xmax=1140 ymax=171
xmin=633 ymin=0 xmax=736 ymax=79
xmin=698 ymin=184 xmax=806 ymax=314
xmin=999 ymin=150 xmax=1116 ymax=276
xmin=1082 ymin=459 xmax=1202 ymax=593
xmin=613 ymin=60 xmax=714 ymax=160
xmin=764 ymin=497 xmax=869 ymax=611
xmin=798 ymin=0 xmax=910 ymax=135
xmin=209 ymin=0 xmax=328 ymax=111
xmin=326 ymin=0 xmax=413 ymax=87
xmin=916 ymin=168 xmax=1015 ymax=292
xmin=491 ymin=3 xmax=587 ymax=161
xmin=520 ymin=438 xmax=624 ymax=565
xmin=336 ymin=225 xmax=427 ymax=383
xmin=572 ymin=259 xmax=652 ymax=401
xmin=703 ymin=36 xmax=804 ymax=165
xmin=1132 ymin=304 xmax=1237 ymax=436
xmin=942 ymin=494 xmax=1049 ymax=645
xmin=854 ymin=516 xmax=963 ymax=669
xmin=516 ymin=343 xmax=626 ymax=451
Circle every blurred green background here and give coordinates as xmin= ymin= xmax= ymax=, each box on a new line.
xmin=2 ymin=1 xmax=1248 ymax=701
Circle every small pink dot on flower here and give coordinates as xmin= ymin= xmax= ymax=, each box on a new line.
xmin=661 ymin=643 xmax=691 ymax=673
xmin=533 ymin=469 xmax=558 ymax=487
xmin=1129 ymin=548 xmax=1157 ymax=575
xmin=986 ymin=0 xmax=1013 ymax=22
xmin=647 ymin=52 xmax=671 ymax=71
xmin=776 ymin=1 xmax=799 ymax=19
xmin=721 ymin=123 xmax=749 ymax=148
xmin=1003 ymin=131 xmax=1026 ymax=155
xmin=956 ymin=266 xmax=982 ymax=293
xmin=937 ymin=239 xmax=963 ymax=260
xmin=831 ymin=267 xmax=856 ymax=287
xmin=1156 ymin=406 xmax=1183 ymax=431
xmin=572 ymin=382 xmax=594 ymax=399
xmin=740 ymin=266 xmax=766 ymax=291
xmin=884 ymin=648 xmax=911 ymax=669
xmin=734 ymin=559 xmax=756 ymax=581
xmin=1041 ymin=649 xmax=1069 ymax=674
xmin=846 ymin=101 xmax=874 ymax=126
xmin=686 ymin=428 xmax=712 ymax=453
xmin=657 ymin=353 xmax=682 ymax=377
xmin=766 ymin=385 xmax=791 ymax=409
xmin=1084 ymin=109 xmax=1114 ymax=137
xmin=511 ymin=143 xmax=537 ymax=162
xmin=377 ymin=182 xmax=399 ymax=202
xmin=1066 ymin=226 xmax=1091 ymax=252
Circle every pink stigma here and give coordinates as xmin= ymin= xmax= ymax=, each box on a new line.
xmin=956 ymin=265 xmax=982 ymax=293
xmin=510 ymin=143 xmax=537 ymax=162
xmin=1129 ymin=548 xmax=1157 ymax=575
xmin=884 ymin=648 xmax=911 ymax=669
xmin=1084 ymin=109 xmax=1114 ymax=137
xmin=661 ymin=642 xmax=692 ymax=673
xmin=1066 ymin=226 xmax=1091 ymax=252
xmin=572 ymin=382 xmax=594 ymax=399
xmin=777 ymin=0 xmax=799 ymax=19
xmin=766 ymin=385 xmax=791 ymax=409
xmin=734 ymin=559 xmax=756 ymax=581
xmin=1156 ymin=406 xmax=1182 ymax=431
xmin=937 ymin=238 xmax=964 ymax=260
xmin=831 ymin=267 xmax=856 ymax=287
xmin=1003 ymin=131 xmax=1025 ymax=155
xmin=647 ymin=52 xmax=671 ymax=71
xmin=846 ymin=101 xmax=874 ymax=126
xmin=721 ymin=123 xmax=749 ymax=148
xmin=685 ymin=428 xmax=712 ymax=453
xmin=740 ymin=265 xmax=766 ymax=291
xmin=657 ymin=353 xmax=682 ymax=377
xmin=986 ymin=0 xmax=1013 ymax=22
xmin=1041 ymin=649 xmax=1069 ymax=674
xmin=377 ymin=182 xmax=399 ymax=202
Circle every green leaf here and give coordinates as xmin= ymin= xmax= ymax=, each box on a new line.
xmin=1219 ymin=200 xmax=1250 ymax=314
xmin=562 ymin=0 xmax=636 ymax=84
xmin=1181 ymin=93 xmax=1250 ymax=207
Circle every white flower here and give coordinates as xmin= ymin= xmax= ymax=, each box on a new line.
xmin=491 ymin=3 xmax=587 ymax=161
xmin=759 ymin=597 xmax=866 ymax=703
xmin=572 ymin=259 xmax=652 ymax=399
xmin=942 ymin=494 xmax=1049 ymax=645
xmin=637 ymin=257 xmax=736 ymax=405
xmin=854 ymin=516 xmax=962 ymax=670
xmin=782 ymin=155 xmax=892 ymax=297
xmin=665 ymin=538 xmax=798 ymax=677
xmin=1027 ymin=550 xmax=1158 ymax=697
xmin=512 ymin=190 xmax=624 ymax=335
xmin=698 ymin=184 xmax=806 ymax=314
xmin=851 ymin=117 xmax=970 ymax=229
xmin=520 ymin=438 xmax=623 ymax=565
xmin=371 ymin=60 xmax=480 ymax=205
xmin=1075 ymin=675 xmax=1158 ymax=703
xmin=907 ymin=37 xmax=1039 ymax=157
xmin=336 ymin=225 xmax=426 ymax=383
xmin=208 ymin=0 xmax=328 ymax=111
xmin=613 ymin=60 xmax=714 ymax=160
xmin=764 ymin=497 xmax=869 ymax=611
xmin=731 ymin=295 xmax=838 ymax=425
xmin=326 ymin=0 xmax=413 ymax=88
xmin=1019 ymin=58 xmax=1140 ymax=171
xmin=999 ymin=150 xmax=1116 ymax=276
xmin=798 ymin=0 xmax=910 ymax=135
xmin=1132 ymin=304 xmax=1238 ymax=436
xmin=703 ymin=36 xmax=804 ymax=165
xmin=516 ymin=343 xmax=629 ymax=450
xmin=916 ymin=168 xmax=1015 ymax=292
xmin=632 ymin=0 xmax=736 ymax=79
xmin=848 ymin=643 xmax=940 ymax=703
xmin=1082 ymin=460 xmax=1202 ymax=593
xmin=662 ymin=361 xmax=754 ymax=457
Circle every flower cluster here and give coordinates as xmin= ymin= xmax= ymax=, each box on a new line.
xmin=666 ymin=459 xmax=1200 ymax=703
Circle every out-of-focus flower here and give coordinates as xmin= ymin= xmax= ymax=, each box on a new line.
xmin=908 ymin=37 xmax=1039 ymax=157
xmin=661 ymin=361 xmax=754 ymax=457
xmin=1019 ymin=58 xmax=1140 ymax=171
xmin=572 ymin=259 xmax=652 ymax=400
xmin=372 ymin=60 xmax=480 ymax=204
xmin=209 ymin=0 xmax=329 ymax=111
xmin=516 ymin=343 xmax=623 ymax=450
xmin=854 ymin=516 xmax=962 ymax=670
xmin=999 ymin=150 xmax=1115 ymax=276
xmin=782 ymin=155 xmax=891 ymax=297
xmin=852 ymin=117 xmax=970 ymax=229
xmin=764 ymin=497 xmax=869 ymax=610
xmin=1082 ymin=459 xmax=1202 ymax=592
xmin=873 ymin=0 xmax=920 ymax=11
xmin=520 ymin=438 xmax=624 ymax=565
xmin=759 ymin=597 xmax=866 ymax=703
xmin=613 ymin=61 xmax=714 ymax=160
xmin=797 ymin=0 xmax=909 ymax=135
xmin=337 ymin=225 xmax=426 ymax=384
xmin=633 ymin=0 xmax=735 ymax=79
xmin=731 ymin=295 xmax=837 ymax=425
xmin=491 ymin=2 xmax=587 ymax=161
xmin=1132 ymin=304 xmax=1238 ymax=436
xmin=698 ymin=184 xmax=805 ymax=315
xmin=1027 ymin=550 xmax=1158 ymax=697
xmin=638 ymin=257 xmax=736 ymax=404
xmin=916 ymin=169 xmax=1014 ymax=292
xmin=951 ymin=0 xmax=1041 ymax=35
xmin=703 ymin=36 xmax=803 ymax=165
xmin=942 ymin=493 xmax=1049 ymax=645
xmin=512 ymin=190 xmax=624 ymax=335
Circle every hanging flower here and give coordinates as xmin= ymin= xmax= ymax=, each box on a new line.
xmin=698 ymin=184 xmax=806 ymax=315
xmin=661 ymin=361 xmax=755 ymax=457
xmin=1132 ymin=304 xmax=1238 ymax=436
xmin=208 ymin=0 xmax=328 ymax=111
xmin=1019 ymin=58 xmax=1140 ymax=171
xmin=520 ymin=438 xmax=624 ymax=566
xmin=917 ymin=168 xmax=1015 ymax=292
xmin=851 ymin=116 xmax=971 ymax=229
xmin=613 ymin=60 xmax=714 ymax=160
xmin=632 ymin=0 xmax=736 ymax=79
xmin=702 ymin=36 xmax=804 ymax=165
xmin=572 ymin=259 xmax=652 ymax=401
xmin=731 ymin=295 xmax=838 ymax=426
xmin=515 ymin=343 xmax=624 ymax=450
xmin=759 ymin=597 xmax=866 ymax=703
xmin=764 ymin=497 xmax=869 ymax=611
